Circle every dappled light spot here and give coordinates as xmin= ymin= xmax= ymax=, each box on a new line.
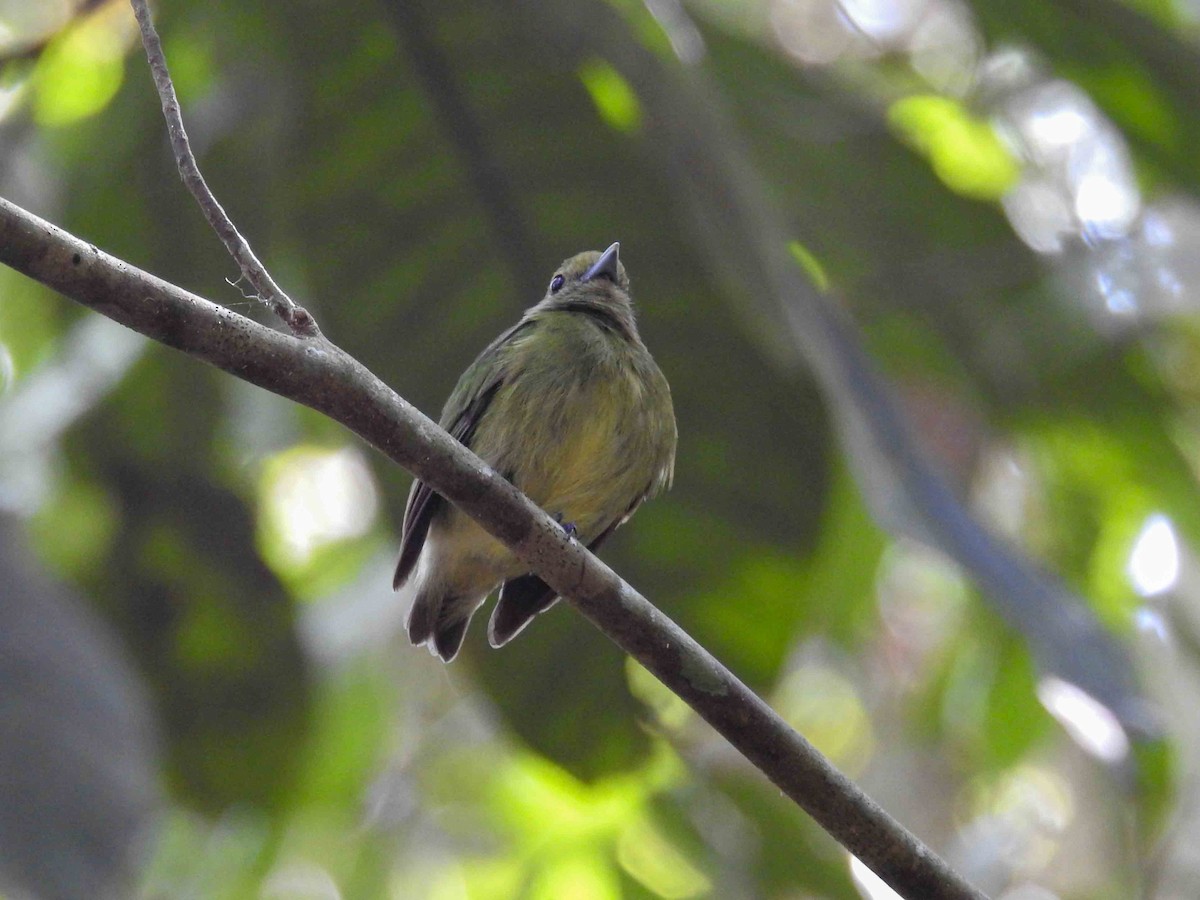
xmin=1036 ymin=677 xmax=1130 ymax=764
xmin=0 ymin=1 xmax=75 ymax=46
xmin=479 ymin=751 xmax=691 ymax=898
xmin=1015 ymin=83 xmax=1097 ymax=161
xmin=849 ymin=854 xmax=903 ymax=900
xmin=0 ymin=76 xmax=27 ymax=124
xmin=1093 ymin=265 xmax=1138 ymax=318
xmin=617 ymin=819 xmax=710 ymax=898
xmin=875 ymin=540 xmax=969 ymax=687
xmin=1127 ymin=514 xmax=1180 ymax=597
xmin=424 ymin=858 xmax=521 ymax=900
xmin=768 ymin=0 xmax=980 ymax=89
xmin=491 ymin=750 xmax=677 ymax=846
xmin=1134 ymin=606 xmax=1170 ymax=644
xmin=970 ymin=445 xmax=1038 ymax=542
xmin=840 ymin=0 xmax=924 ymax=42
xmin=907 ymin=1 xmax=979 ymax=95
xmin=259 ymin=445 xmax=379 ymax=569
xmin=1074 ymin=159 xmax=1140 ymax=244
xmin=840 ymin=0 xmax=923 ymax=41
xmin=0 ymin=342 xmax=12 ymax=394
xmin=1002 ymin=177 xmax=1075 ymax=255
xmin=960 ymin=764 xmax=1074 ymax=876
xmin=1059 ymin=200 xmax=1200 ymax=329
xmin=530 ymin=854 xmax=619 ymax=900
xmin=996 ymin=78 xmax=1141 ymax=252
xmin=260 ymin=859 xmax=342 ymax=900
xmin=770 ymin=0 xmax=856 ymax=66
xmin=774 ymin=664 xmax=874 ymax=775
xmin=31 ymin=4 xmax=131 ymax=127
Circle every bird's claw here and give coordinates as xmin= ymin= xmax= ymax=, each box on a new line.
xmin=554 ymin=513 xmax=578 ymax=540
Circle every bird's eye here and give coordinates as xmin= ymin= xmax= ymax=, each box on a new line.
xmin=550 ymin=274 xmax=565 ymax=293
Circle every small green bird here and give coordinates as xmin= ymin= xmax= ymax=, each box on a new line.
xmin=394 ymin=243 xmax=677 ymax=661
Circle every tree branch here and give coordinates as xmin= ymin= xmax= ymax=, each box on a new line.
xmin=129 ymin=0 xmax=318 ymax=337
xmin=0 ymin=195 xmax=987 ymax=900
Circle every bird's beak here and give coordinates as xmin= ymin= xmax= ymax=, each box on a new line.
xmin=581 ymin=242 xmax=620 ymax=283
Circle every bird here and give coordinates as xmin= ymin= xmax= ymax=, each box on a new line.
xmin=394 ymin=242 xmax=677 ymax=661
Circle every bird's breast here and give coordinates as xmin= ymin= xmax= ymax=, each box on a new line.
xmin=475 ymin=338 xmax=662 ymax=537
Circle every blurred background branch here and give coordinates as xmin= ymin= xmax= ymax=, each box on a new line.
xmin=385 ymin=2 xmax=543 ymax=300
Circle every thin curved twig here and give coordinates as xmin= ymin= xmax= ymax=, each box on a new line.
xmin=129 ymin=0 xmax=318 ymax=337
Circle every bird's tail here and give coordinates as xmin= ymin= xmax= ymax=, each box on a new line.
xmin=406 ymin=583 xmax=480 ymax=662
xmin=488 ymin=575 xmax=560 ymax=647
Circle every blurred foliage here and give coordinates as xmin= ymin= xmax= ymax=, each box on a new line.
xmin=3 ymin=0 xmax=1200 ymax=897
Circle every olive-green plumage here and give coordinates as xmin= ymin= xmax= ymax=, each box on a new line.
xmin=394 ymin=243 xmax=676 ymax=661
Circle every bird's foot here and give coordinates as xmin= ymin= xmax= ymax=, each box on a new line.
xmin=554 ymin=513 xmax=578 ymax=540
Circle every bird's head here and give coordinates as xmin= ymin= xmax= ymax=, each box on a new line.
xmin=543 ymin=242 xmax=630 ymax=306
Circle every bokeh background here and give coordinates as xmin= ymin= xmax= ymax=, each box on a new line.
xmin=2 ymin=0 xmax=1200 ymax=897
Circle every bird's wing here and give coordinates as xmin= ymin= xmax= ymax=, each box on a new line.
xmin=392 ymin=320 xmax=532 ymax=590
